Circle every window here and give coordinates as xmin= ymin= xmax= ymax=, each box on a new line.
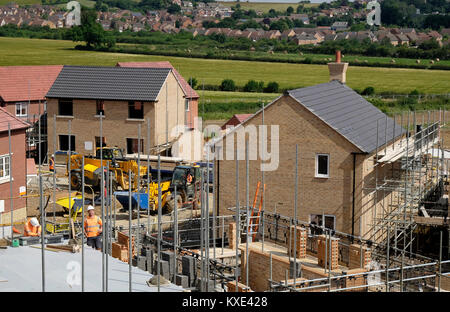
xmin=15 ymin=103 xmax=28 ymax=117
xmin=126 ymin=138 xmax=144 ymax=154
xmin=0 ymin=155 xmax=10 ymax=181
xmin=59 ymin=135 xmax=75 ymax=151
xmin=96 ymin=100 xmax=105 ymax=116
xmin=315 ymin=154 xmax=329 ymax=178
xmin=95 ymin=136 xmax=106 ymax=149
xmin=185 ymin=99 xmax=190 ymax=112
xmin=58 ymin=99 xmax=73 ymax=116
xmin=128 ymin=101 xmax=144 ymax=119
xmin=310 ymin=214 xmax=336 ymax=234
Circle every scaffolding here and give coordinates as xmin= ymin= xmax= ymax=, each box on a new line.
xmin=1 ymin=103 xmax=449 ymax=293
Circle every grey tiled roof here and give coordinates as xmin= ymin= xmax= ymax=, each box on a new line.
xmin=288 ymin=81 xmax=405 ymax=153
xmin=46 ymin=65 xmax=170 ymax=101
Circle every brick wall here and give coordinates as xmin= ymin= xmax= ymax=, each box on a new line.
xmin=348 ymin=244 xmax=371 ymax=269
xmin=317 ymin=235 xmax=339 ymax=270
xmin=217 ymin=95 xmax=362 ymax=236
xmin=342 ymin=268 xmax=368 ymax=291
xmin=4 ymin=100 xmax=46 ymax=121
xmin=288 ymin=225 xmax=307 ymax=259
xmin=239 ymin=244 xmax=332 ymax=292
xmin=0 ymin=130 xmax=27 ymax=222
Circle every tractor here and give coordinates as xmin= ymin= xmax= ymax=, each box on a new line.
xmin=67 ymin=146 xmax=147 ymax=193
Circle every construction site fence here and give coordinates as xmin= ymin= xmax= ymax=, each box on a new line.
xmin=269 ymin=259 xmax=450 ymax=293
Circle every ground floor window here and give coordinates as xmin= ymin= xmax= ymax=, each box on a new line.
xmin=310 ymin=214 xmax=336 ymax=234
xmin=59 ymin=135 xmax=75 ymax=152
xmin=95 ymin=136 xmax=106 ymax=149
xmin=126 ymin=138 xmax=144 ymax=154
xmin=15 ymin=102 xmax=28 ymax=117
xmin=0 ymin=155 xmax=11 ymax=181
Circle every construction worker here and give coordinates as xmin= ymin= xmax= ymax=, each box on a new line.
xmin=49 ymin=154 xmax=55 ymax=172
xmin=24 ymin=217 xmax=41 ymax=237
xmin=83 ymin=205 xmax=102 ymax=251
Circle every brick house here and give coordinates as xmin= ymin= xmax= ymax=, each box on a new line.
xmin=0 ymin=108 xmax=29 ymax=234
xmin=116 ymin=61 xmax=199 ymax=130
xmin=215 ymin=57 xmax=405 ymax=241
xmin=0 ymin=65 xmax=62 ymax=121
xmin=46 ymin=66 xmax=190 ymax=157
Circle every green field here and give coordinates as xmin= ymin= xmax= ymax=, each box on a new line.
xmin=199 ymin=90 xmax=279 ymax=119
xmin=218 ymin=1 xmax=317 ymax=13
xmin=1 ymin=37 xmax=449 ymax=94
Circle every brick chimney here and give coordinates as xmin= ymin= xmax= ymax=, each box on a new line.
xmin=327 ymin=50 xmax=348 ymax=83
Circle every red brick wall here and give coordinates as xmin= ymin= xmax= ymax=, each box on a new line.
xmin=186 ymin=98 xmax=198 ymax=129
xmin=4 ymin=101 xmax=46 ymax=121
xmin=0 ymin=129 xmax=27 ymax=214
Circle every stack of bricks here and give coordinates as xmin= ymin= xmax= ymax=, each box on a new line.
xmin=348 ymin=244 xmax=371 ymax=269
xmin=226 ymin=281 xmax=252 ymax=292
xmin=342 ymin=268 xmax=368 ymax=292
xmin=288 ymin=225 xmax=307 ymax=259
xmin=228 ymin=222 xmax=237 ymax=250
xmin=317 ymin=235 xmax=339 ymax=270
xmin=111 ymin=232 xmax=137 ymax=263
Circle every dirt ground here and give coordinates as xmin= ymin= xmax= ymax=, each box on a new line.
xmin=22 ymin=164 xmax=210 ymax=236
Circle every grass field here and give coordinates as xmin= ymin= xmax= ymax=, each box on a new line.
xmin=199 ymin=90 xmax=279 ymax=119
xmin=117 ymin=42 xmax=450 ymax=69
xmin=218 ymin=1 xmax=318 ymax=13
xmin=1 ymin=37 xmax=449 ymax=94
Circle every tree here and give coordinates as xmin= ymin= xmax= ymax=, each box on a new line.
xmin=167 ymin=3 xmax=181 ymax=14
xmin=286 ymin=6 xmax=294 ymax=15
xmin=264 ymin=81 xmax=279 ymax=93
xmin=296 ymin=5 xmax=304 ymax=14
xmin=188 ymin=77 xmax=198 ymax=89
xmin=244 ymin=80 xmax=264 ymax=92
xmin=361 ymin=86 xmax=375 ymax=96
xmin=220 ymin=79 xmax=236 ymax=92
xmin=71 ymin=8 xmax=115 ymax=49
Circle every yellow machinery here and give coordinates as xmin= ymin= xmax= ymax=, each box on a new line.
xmin=45 ymin=195 xmax=83 ymax=234
xmin=67 ymin=147 xmax=147 ymax=192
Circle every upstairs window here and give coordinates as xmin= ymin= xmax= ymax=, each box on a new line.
xmin=59 ymin=135 xmax=75 ymax=152
xmin=128 ymin=101 xmax=144 ymax=119
xmin=96 ymin=100 xmax=105 ymax=116
xmin=315 ymin=154 xmax=329 ymax=178
xmin=0 ymin=155 xmax=11 ymax=181
xmin=15 ymin=103 xmax=28 ymax=117
xmin=58 ymin=99 xmax=73 ymax=116
xmin=185 ymin=99 xmax=190 ymax=112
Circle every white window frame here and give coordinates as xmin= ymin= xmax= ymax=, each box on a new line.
xmin=0 ymin=154 xmax=11 ymax=182
xmin=315 ymin=153 xmax=330 ymax=178
xmin=185 ymin=99 xmax=190 ymax=112
xmin=15 ymin=102 xmax=28 ymax=117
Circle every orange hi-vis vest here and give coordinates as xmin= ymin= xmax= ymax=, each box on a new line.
xmin=24 ymin=219 xmax=41 ymax=237
xmin=49 ymin=158 xmax=55 ymax=170
xmin=84 ymin=215 xmax=102 ymax=237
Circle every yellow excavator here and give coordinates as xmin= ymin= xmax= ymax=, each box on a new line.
xmin=67 ymin=147 xmax=147 ymax=192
